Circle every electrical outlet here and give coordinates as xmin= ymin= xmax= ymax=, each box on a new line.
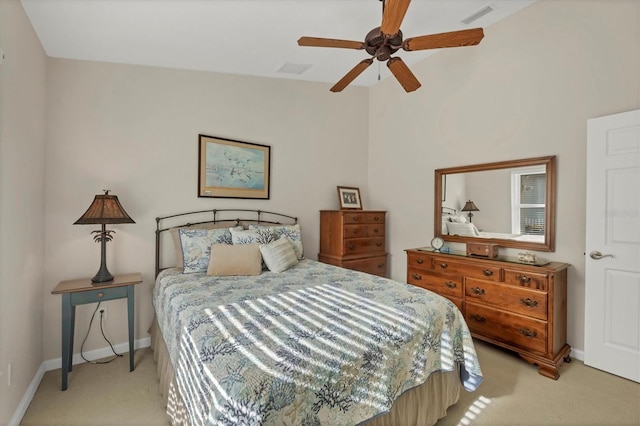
xmin=100 ymin=305 xmax=108 ymax=321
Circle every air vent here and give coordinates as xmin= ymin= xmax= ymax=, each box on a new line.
xmin=277 ymin=62 xmax=312 ymax=75
xmin=461 ymin=4 xmax=495 ymax=25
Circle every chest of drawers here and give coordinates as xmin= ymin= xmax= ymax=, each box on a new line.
xmin=319 ymin=210 xmax=387 ymax=277
xmin=406 ymin=248 xmax=571 ymax=379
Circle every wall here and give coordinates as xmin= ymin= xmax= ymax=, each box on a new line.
xmin=42 ymin=59 xmax=370 ymax=360
xmin=0 ymin=0 xmax=47 ymax=422
xmin=368 ymin=0 xmax=640 ymax=353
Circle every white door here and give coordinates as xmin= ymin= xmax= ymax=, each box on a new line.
xmin=585 ymin=109 xmax=640 ymax=382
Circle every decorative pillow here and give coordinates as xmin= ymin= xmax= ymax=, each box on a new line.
xmin=231 ymin=227 xmax=275 ymax=245
xmin=259 ymin=236 xmax=299 ymax=273
xmin=170 ymin=223 xmax=239 ymax=269
xmin=248 ymin=224 xmax=304 ymax=259
xmin=447 ymin=222 xmax=480 ymax=237
xmin=442 ymin=220 xmax=449 ymax=235
xmin=449 ymin=214 xmax=468 ymax=223
xmin=179 ymin=227 xmax=239 ymax=273
xmin=207 ymin=243 xmax=262 ymax=276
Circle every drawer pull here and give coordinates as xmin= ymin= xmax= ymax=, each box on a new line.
xmin=373 ymin=228 xmax=379 ymax=233
xmin=439 ymin=263 xmax=448 ymax=269
xmin=377 ymin=263 xmax=385 ymax=269
xmin=98 ymin=292 xmax=104 ymax=298
xmin=444 ymin=281 xmax=457 ymax=289
xmin=352 ymin=229 xmax=359 ymax=234
xmin=352 ymin=216 xmax=359 ymax=222
xmin=517 ymin=275 xmax=532 ymax=284
xmin=520 ymin=298 xmax=538 ymax=308
xmin=470 ymin=314 xmax=486 ymax=323
xmin=416 ymin=258 xmax=424 ymax=264
xmin=519 ymin=328 xmax=538 ymax=338
xmin=374 ymin=216 xmax=380 ymax=221
xmin=470 ymin=287 xmax=485 ymax=295
xmin=482 ymin=269 xmax=493 ymax=276
xmin=348 ymin=243 xmax=355 ymax=250
xmin=412 ymin=273 xmax=422 ymax=280
xmin=375 ymin=242 xmax=383 ymax=247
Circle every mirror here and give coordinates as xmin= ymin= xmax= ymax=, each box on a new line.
xmin=435 ymin=156 xmax=556 ymax=252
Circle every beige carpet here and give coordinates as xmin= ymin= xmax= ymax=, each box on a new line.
xmin=21 ymin=340 xmax=640 ymax=425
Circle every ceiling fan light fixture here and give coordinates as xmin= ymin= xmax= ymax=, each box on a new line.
xmin=461 ymin=4 xmax=495 ymax=25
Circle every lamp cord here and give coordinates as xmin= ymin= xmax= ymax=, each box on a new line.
xmin=80 ymin=300 xmax=123 ymax=364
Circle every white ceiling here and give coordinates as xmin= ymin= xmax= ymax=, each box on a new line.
xmin=21 ymin=0 xmax=537 ymax=88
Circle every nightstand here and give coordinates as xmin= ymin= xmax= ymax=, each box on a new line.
xmin=51 ymin=273 xmax=143 ymax=390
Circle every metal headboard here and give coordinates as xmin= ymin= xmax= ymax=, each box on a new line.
xmin=155 ymin=208 xmax=298 ymax=277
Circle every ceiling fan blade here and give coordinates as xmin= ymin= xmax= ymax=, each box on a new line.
xmin=330 ymin=59 xmax=374 ymax=92
xmin=404 ymin=28 xmax=484 ymax=51
xmin=380 ymin=0 xmax=412 ymax=36
xmin=387 ymin=57 xmax=421 ymax=92
xmin=298 ymin=37 xmax=364 ymax=50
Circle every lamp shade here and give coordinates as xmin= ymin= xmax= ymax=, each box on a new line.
xmin=461 ymin=200 xmax=479 ymax=212
xmin=74 ymin=190 xmax=135 ymax=225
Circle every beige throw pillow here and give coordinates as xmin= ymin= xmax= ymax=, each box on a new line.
xmin=207 ymin=243 xmax=262 ymax=276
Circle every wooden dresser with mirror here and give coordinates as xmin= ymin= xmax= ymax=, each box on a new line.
xmin=414 ymin=155 xmax=571 ymax=379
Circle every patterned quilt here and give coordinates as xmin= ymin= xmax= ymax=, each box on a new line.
xmin=153 ymin=259 xmax=483 ymax=425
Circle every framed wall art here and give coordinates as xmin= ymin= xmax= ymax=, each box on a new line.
xmin=337 ymin=186 xmax=362 ymax=210
xmin=198 ymin=134 xmax=270 ymax=199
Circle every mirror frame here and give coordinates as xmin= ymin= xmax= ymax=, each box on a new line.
xmin=434 ymin=155 xmax=556 ymax=252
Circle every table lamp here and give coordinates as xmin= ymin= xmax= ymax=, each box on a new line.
xmin=74 ymin=190 xmax=135 ymax=284
xmin=461 ymin=200 xmax=479 ymax=223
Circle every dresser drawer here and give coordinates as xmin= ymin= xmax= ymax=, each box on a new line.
xmin=343 ymin=237 xmax=385 ymax=255
xmin=465 ymin=278 xmax=548 ymax=320
xmin=407 ymin=252 xmax=433 ymax=271
xmin=432 ymin=256 xmax=502 ymax=282
xmin=342 ymin=213 xmax=367 ymax=224
xmin=466 ymin=302 xmax=547 ymax=355
xmin=407 ymin=270 xmax=463 ymax=299
xmin=343 ymin=224 xmax=370 ymax=239
xmin=365 ymin=212 xmax=386 ymax=224
xmin=343 ymin=255 xmax=387 ymax=277
xmin=504 ymin=269 xmax=548 ymax=290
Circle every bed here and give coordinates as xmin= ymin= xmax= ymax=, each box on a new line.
xmin=151 ymin=209 xmax=483 ymax=425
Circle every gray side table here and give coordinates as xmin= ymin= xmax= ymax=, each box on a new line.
xmin=51 ymin=273 xmax=143 ymax=390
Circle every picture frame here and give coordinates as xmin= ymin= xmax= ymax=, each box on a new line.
xmin=198 ymin=134 xmax=270 ymax=199
xmin=337 ymin=186 xmax=362 ymax=210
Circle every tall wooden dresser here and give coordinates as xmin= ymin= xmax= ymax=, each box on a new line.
xmin=405 ymin=248 xmax=571 ymax=379
xmin=319 ymin=210 xmax=387 ymax=277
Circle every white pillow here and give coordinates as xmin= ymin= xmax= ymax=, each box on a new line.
xmin=442 ymin=220 xmax=449 ymax=235
xmin=447 ymin=222 xmax=479 ymax=237
xmin=449 ymin=214 xmax=468 ymax=223
xmin=259 ymin=236 xmax=299 ymax=273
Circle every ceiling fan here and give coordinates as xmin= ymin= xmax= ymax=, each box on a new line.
xmin=297 ymin=0 xmax=484 ymax=93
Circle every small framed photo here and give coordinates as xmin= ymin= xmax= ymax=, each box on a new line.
xmin=337 ymin=186 xmax=362 ymax=210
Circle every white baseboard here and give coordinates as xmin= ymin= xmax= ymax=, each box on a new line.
xmin=10 ymin=337 xmax=150 ymax=426
xmin=8 ymin=363 xmax=46 ymax=426
xmin=42 ymin=336 xmax=150 ymax=371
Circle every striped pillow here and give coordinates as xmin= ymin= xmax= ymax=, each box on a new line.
xmin=259 ymin=236 xmax=299 ymax=273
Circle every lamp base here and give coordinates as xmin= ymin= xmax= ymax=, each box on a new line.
xmin=91 ymin=268 xmax=114 ymax=284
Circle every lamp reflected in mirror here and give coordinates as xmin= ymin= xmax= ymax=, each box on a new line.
xmin=461 ymin=200 xmax=479 ymax=223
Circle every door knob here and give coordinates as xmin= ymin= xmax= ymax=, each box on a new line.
xmin=589 ymin=251 xmax=614 ymax=260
